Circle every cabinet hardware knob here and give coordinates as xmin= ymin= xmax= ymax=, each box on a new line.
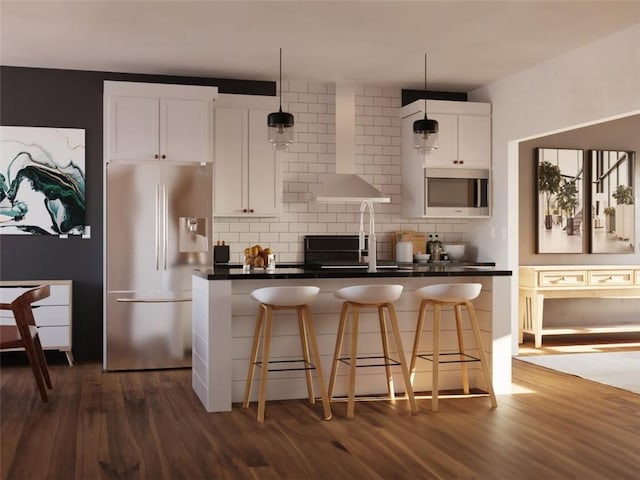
xmin=453 ymin=160 xmax=458 ymax=164
xmin=161 ymin=154 xmax=166 ymax=159
xmin=459 ymin=160 xmax=464 ymax=164
xmin=249 ymin=209 xmax=255 ymax=213
xmin=154 ymin=154 xmax=159 ymax=159
xmin=242 ymin=208 xmax=248 ymax=213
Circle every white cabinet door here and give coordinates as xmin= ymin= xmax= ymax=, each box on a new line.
xmin=108 ymin=95 xmax=159 ymax=161
xmin=458 ymin=114 xmax=491 ymax=169
xmin=425 ymin=113 xmax=457 ymax=168
xmin=214 ymin=108 xmax=246 ymax=216
xmin=213 ymin=106 xmax=280 ymax=217
xmin=105 ymin=82 xmax=215 ymax=165
xmin=161 ymin=98 xmax=212 ymax=164
xmin=247 ymin=109 xmax=279 ymax=216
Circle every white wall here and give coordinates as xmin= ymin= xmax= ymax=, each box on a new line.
xmin=469 ymin=24 xmax=640 ymax=354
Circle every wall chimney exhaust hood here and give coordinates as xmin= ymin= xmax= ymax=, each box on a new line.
xmin=315 ymin=173 xmax=391 ymax=203
xmin=314 ymin=83 xmax=391 ymax=204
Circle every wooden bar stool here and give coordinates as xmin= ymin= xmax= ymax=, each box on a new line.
xmin=328 ymin=284 xmax=417 ymax=418
xmin=410 ymin=283 xmax=497 ymax=411
xmin=243 ymin=286 xmax=332 ymax=423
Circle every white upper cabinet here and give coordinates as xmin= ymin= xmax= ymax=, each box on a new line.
xmin=457 ymin=114 xmax=491 ymax=169
xmin=104 ymin=81 xmax=217 ymax=164
xmin=213 ymin=94 xmax=281 ymax=217
xmin=402 ymin=100 xmax=492 ymax=169
xmin=400 ymin=99 xmax=492 ymax=218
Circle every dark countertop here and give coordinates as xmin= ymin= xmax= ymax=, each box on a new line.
xmin=194 ymin=262 xmax=512 ymax=280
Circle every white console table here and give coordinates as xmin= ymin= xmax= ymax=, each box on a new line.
xmin=519 ymin=265 xmax=640 ymax=348
xmin=0 ymin=280 xmax=74 ymax=365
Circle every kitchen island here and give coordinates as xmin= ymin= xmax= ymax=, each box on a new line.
xmin=192 ymin=264 xmax=512 ymax=413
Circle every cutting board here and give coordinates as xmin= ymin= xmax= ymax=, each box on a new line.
xmin=390 ymin=231 xmax=427 ymax=260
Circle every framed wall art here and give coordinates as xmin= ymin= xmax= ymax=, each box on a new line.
xmin=0 ymin=126 xmax=85 ymax=235
xmin=535 ymin=148 xmax=585 ymax=253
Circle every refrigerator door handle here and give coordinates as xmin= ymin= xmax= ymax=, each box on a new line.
xmin=163 ymin=183 xmax=168 ymax=270
xmin=155 ymin=183 xmax=160 ymax=270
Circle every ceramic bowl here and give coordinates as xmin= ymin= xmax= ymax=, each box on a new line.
xmin=443 ymin=244 xmax=465 ymax=261
xmin=414 ymin=253 xmax=431 ymax=263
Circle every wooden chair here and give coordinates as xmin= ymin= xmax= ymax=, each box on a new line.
xmin=0 ymin=284 xmax=52 ymax=402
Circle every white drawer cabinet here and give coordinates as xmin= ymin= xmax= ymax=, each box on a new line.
xmin=519 ymin=266 xmax=640 ymax=347
xmin=0 ymin=280 xmax=73 ymax=365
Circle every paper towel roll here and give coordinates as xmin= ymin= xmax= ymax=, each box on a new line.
xmin=395 ymin=241 xmax=413 ymax=263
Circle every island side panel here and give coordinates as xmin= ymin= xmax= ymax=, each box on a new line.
xmin=192 ymin=276 xmax=232 ymax=412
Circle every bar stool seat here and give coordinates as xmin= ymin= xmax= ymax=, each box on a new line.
xmin=329 ymin=284 xmax=417 ymax=418
xmin=410 ymin=283 xmax=497 ymax=411
xmin=243 ymin=286 xmax=332 ymax=423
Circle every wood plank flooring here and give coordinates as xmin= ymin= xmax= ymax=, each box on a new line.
xmin=1 ymin=353 xmax=639 ymax=479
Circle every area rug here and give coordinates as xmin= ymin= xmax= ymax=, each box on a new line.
xmin=516 ymin=351 xmax=640 ymax=394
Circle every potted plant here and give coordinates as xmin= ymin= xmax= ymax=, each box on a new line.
xmin=604 ymin=206 xmax=616 ymax=233
xmin=538 ymin=161 xmax=562 ymax=230
xmin=556 ymin=179 xmax=579 ymax=235
xmin=612 ymin=185 xmax=633 ymax=241
xmin=612 ymin=185 xmax=633 ymax=206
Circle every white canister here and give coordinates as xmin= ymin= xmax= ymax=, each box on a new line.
xmin=395 ymin=241 xmax=413 ymax=263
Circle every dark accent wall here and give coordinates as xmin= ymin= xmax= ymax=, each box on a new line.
xmin=0 ymin=66 xmax=275 ymax=361
xmin=401 ymin=89 xmax=467 ymax=106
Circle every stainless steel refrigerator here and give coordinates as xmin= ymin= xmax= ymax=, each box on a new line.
xmin=104 ymin=162 xmax=212 ymax=371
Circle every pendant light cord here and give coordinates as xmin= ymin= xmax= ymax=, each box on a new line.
xmin=424 ymin=53 xmax=428 ymax=118
xmin=279 ymin=47 xmax=283 ymax=113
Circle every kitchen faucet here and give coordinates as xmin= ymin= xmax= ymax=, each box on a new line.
xmin=358 ymin=199 xmax=377 ymax=272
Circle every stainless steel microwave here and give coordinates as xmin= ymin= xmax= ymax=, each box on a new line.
xmin=424 ymin=168 xmax=490 ymax=217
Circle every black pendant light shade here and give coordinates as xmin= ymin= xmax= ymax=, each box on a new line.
xmin=413 ymin=53 xmax=439 ymax=154
xmin=268 ymin=48 xmax=294 ymax=151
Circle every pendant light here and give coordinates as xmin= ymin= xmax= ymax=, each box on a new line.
xmin=267 ymin=48 xmax=294 ymax=151
xmin=413 ymin=53 xmax=439 ymax=155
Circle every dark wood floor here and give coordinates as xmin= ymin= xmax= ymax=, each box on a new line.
xmin=2 ymin=344 xmax=639 ymax=479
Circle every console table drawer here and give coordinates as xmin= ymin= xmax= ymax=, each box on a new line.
xmin=589 ymin=270 xmax=634 ymax=286
xmin=538 ymin=271 xmax=586 ymax=287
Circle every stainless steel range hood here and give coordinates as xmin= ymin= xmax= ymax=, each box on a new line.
xmin=315 ymin=173 xmax=391 ymax=203
xmin=314 ymin=83 xmax=391 ymax=204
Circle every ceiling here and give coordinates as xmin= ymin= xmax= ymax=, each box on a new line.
xmin=1 ymin=1 xmax=638 ymax=92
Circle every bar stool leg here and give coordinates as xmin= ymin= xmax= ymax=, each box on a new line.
xmin=243 ymin=304 xmax=265 ymax=408
xmin=386 ymin=303 xmax=417 ymax=414
xmin=454 ymin=304 xmax=470 ymax=394
xmin=432 ymin=303 xmax=441 ymax=411
xmin=410 ymin=299 xmax=428 ymax=385
xmin=464 ymin=301 xmax=498 ymax=408
xmin=329 ymin=302 xmax=349 ymax=400
xmin=297 ymin=306 xmax=315 ymax=404
xmin=378 ymin=305 xmax=395 ymax=400
xmin=347 ymin=303 xmax=360 ymax=419
xmin=257 ymin=306 xmax=274 ymax=423
xmin=302 ymin=305 xmax=332 ymax=420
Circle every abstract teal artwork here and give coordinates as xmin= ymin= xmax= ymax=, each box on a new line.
xmin=0 ymin=126 xmax=85 ymax=235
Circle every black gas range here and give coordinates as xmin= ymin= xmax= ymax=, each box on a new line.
xmin=304 ymin=235 xmax=398 ymax=269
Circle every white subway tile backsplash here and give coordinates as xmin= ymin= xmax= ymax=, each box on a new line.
xmin=364 ymin=86 xmax=383 ymax=97
xmin=308 ymin=83 xmax=328 ymax=94
xmin=288 ymin=81 xmax=309 ymax=93
xmin=298 ymin=112 xmax=319 ymax=124
xmin=299 ymin=93 xmax=318 ymax=103
xmin=373 ymin=96 xmax=392 ymax=107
